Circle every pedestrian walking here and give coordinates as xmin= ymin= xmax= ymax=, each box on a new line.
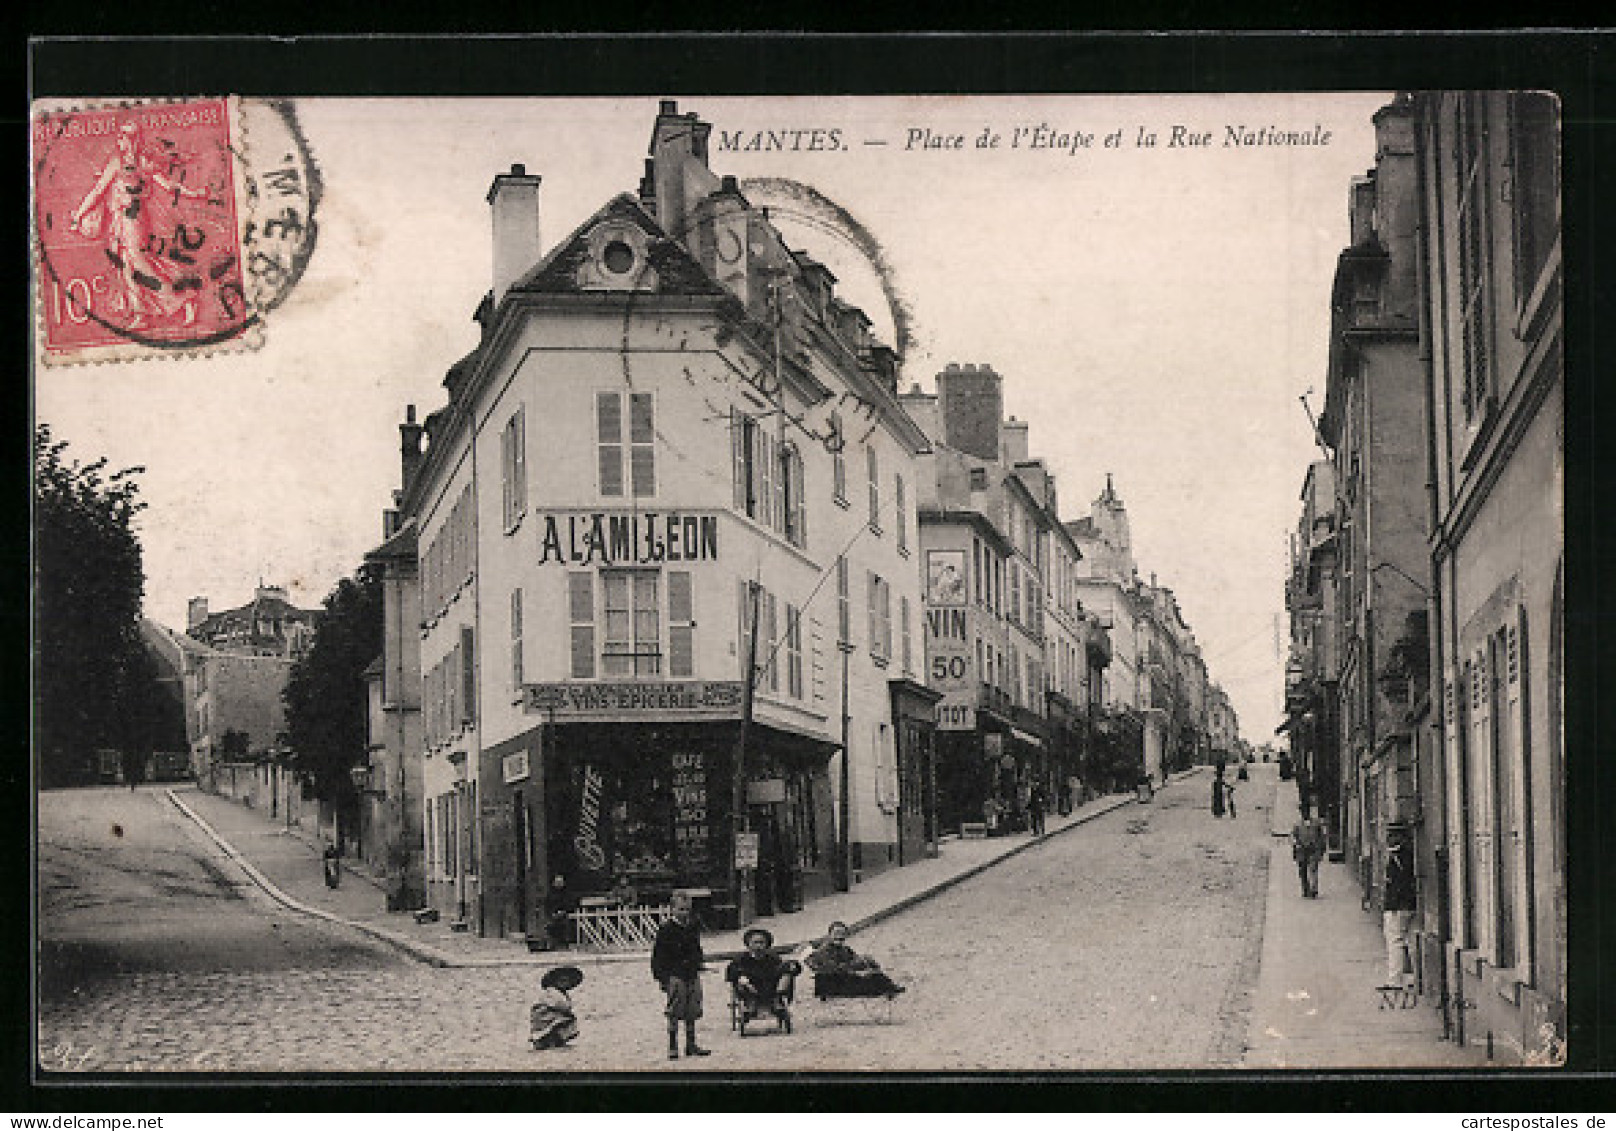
xmin=1223 ymin=779 xmax=1237 ymax=819
xmin=1210 ymin=769 xmax=1226 ymax=817
xmin=322 ymin=843 xmax=341 ymax=889
xmin=651 ymin=891 xmax=710 ymax=1060
xmin=1380 ymin=826 xmax=1417 ymax=992
xmin=529 ymin=965 xmax=583 ymax=1050
xmin=1290 ymin=811 xmax=1326 ymax=897
xmin=1027 ymin=781 xmax=1048 ymax=835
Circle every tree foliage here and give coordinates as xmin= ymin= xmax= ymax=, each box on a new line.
xmin=35 ymin=424 xmax=160 ymax=787
xmin=282 ymin=567 xmax=382 ymax=806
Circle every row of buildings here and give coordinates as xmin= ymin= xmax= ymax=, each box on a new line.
xmin=1281 ymin=93 xmax=1563 ymax=1063
xmin=326 ymin=100 xmax=1244 ymax=939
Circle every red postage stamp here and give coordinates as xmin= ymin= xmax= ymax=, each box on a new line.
xmin=32 ymin=99 xmax=252 ymax=360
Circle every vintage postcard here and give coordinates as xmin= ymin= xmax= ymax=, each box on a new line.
xmin=31 ymin=47 xmax=1571 ymax=1083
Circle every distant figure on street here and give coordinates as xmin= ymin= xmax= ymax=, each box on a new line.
xmin=1027 ymin=782 xmax=1048 ymax=835
xmin=1380 ymin=827 xmax=1417 ymax=991
xmin=322 ymin=843 xmax=341 ymax=889
xmin=530 ymin=965 xmax=583 ymax=1050
xmin=651 ymin=891 xmax=710 ymax=1060
xmin=1291 ymin=811 xmax=1327 ymax=897
xmin=983 ymin=795 xmax=1005 ymax=836
xmin=1223 ymin=778 xmax=1237 ymax=819
xmin=1210 ymin=769 xmax=1226 ymax=818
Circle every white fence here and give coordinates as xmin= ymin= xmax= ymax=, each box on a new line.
xmin=569 ymin=904 xmax=676 ymax=952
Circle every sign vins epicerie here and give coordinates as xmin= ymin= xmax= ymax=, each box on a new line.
xmin=537 ymin=511 xmax=720 ymax=566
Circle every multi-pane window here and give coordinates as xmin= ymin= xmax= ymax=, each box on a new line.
xmin=867 ymin=572 xmax=892 ymax=663
xmin=603 ymin=570 xmax=661 ymax=676
xmin=668 ymin=571 xmax=695 ymax=679
xmin=866 ymin=444 xmax=881 ymax=531
xmin=501 ymin=406 xmax=526 ymax=530
xmin=597 ymin=391 xmax=655 ymax=497
xmin=568 ymin=573 xmax=595 ymax=678
xmin=510 ymin=588 xmax=524 ymax=691
xmin=1010 ymin=561 xmax=1022 ymax=624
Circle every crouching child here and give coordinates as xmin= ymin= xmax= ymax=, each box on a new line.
xmin=530 ymin=965 xmax=584 ymax=1050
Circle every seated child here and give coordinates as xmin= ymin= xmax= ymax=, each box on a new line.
xmin=804 ymin=920 xmax=906 ymax=999
xmin=725 ymin=927 xmax=800 ymax=1025
xmin=530 ymin=965 xmax=583 ymax=1050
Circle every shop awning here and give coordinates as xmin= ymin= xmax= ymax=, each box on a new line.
xmin=1010 ymin=727 xmax=1044 ymax=748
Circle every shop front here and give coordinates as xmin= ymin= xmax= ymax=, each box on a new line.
xmin=516 ymin=679 xmax=839 ymax=931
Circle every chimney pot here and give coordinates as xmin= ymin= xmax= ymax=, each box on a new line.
xmin=511 ymin=163 xmax=525 ymax=176
xmin=660 ymin=99 xmax=678 ymax=115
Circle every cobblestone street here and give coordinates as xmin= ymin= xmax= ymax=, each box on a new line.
xmin=39 ymin=774 xmax=1273 ymax=1074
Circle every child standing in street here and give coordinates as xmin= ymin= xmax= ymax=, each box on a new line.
xmin=651 ymin=891 xmax=710 ymax=1060
xmin=530 ymin=965 xmax=583 ymax=1050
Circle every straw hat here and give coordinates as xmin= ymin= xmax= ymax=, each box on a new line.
xmin=542 ymin=965 xmax=585 ymax=991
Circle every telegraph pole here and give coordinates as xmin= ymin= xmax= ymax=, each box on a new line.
xmin=837 ymin=601 xmax=854 ymax=892
xmin=732 ymin=578 xmax=761 ymax=925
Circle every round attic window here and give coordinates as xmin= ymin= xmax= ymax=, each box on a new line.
xmin=602 ymin=240 xmax=635 ymax=275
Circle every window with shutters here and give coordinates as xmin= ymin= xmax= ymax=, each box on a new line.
xmin=866 ymin=444 xmax=881 ymax=533
xmin=463 ymin=780 xmax=479 ymax=876
xmin=1509 ymin=92 xmax=1560 ymax=315
xmin=668 ymin=571 xmax=695 ymax=678
xmin=598 ymin=391 xmax=655 ymax=497
xmin=568 ymin=573 xmax=595 ymax=679
xmin=1454 ymin=94 xmax=1494 ymax=425
xmin=836 ymin=556 xmax=851 ymax=647
xmin=867 ymin=572 xmax=892 ymax=664
xmin=786 ymin=604 xmax=803 ymax=699
xmin=501 ymin=406 xmax=526 ymax=531
xmin=459 ymin=625 xmax=477 ymax=726
xmin=763 ymin=589 xmax=779 ymax=693
xmin=874 ymin=721 xmax=897 ymax=812
xmin=509 ymin=588 xmax=524 ymax=692
xmin=895 ymin=474 xmax=908 ymax=555
xmin=830 ymin=411 xmax=848 ymax=507
xmin=732 ymin=411 xmax=807 ymax=549
xmin=900 ymin=596 xmax=913 ymax=676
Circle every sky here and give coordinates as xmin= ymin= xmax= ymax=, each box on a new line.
xmin=34 ymin=92 xmax=1393 ymax=741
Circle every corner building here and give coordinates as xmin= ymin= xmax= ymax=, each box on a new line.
xmin=393 ymin=101 xmax=930 ymax=937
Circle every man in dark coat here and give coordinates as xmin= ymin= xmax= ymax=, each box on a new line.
xmin=651 ymin=891 xmax=710 ymax=1059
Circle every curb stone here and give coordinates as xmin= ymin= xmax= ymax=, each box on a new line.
xmin=169 ymin=784 xmax=1146 ymax=971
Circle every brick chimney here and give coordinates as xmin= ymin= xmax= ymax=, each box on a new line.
xmin=400 ymin=404 xmax=424 ymax=492
xmin=936 ymin=362 xmax=1004 ymax=463
xmin=487 ymin=163 xmax=542 ymax=307
xmin=649 ymin=100 xmax=716 ymax=243
xmin=187 ymin=597 xmax=209 ymax=631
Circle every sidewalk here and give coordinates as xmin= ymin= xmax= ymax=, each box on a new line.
xmin=1242 ymin=769 xmax=1484 ymax=1069
xmin=167 ymin=778 xmax=1151 ymax=969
